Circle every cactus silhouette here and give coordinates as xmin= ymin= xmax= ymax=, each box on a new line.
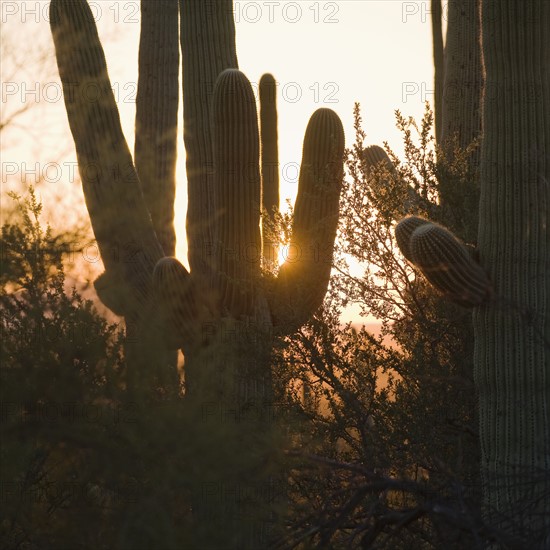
xmin=433 ymin=0 xmax=483 ymax=242
xmin=49 ymin=0 xmax=344 ymax=395
xmin=362 ymin=145 xmax=430 ymax=217
xmin=259 ymin=73 xmax=280 ymax=268
xmin=50 ymin=0 xmax=344 ymax=542
xmin=394 ymin=1 xmax=550 ymax=540
xmin=362 ymin=145 xmax=394 ymax=175
xmin=369 ymin=2 xmax=482 ymax=241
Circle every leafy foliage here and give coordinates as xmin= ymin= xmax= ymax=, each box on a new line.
xmin=275 ymin=106 xmax=486 ymax=549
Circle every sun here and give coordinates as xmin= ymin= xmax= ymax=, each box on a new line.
xmin=277 ymin=243 xmax=302 ymax=267
xmin=277 ymin=244 xmax=289 ymax=267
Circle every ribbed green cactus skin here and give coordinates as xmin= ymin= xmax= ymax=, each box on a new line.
xmin=135 ymin=0 xmax=179 ymax=257
xmin=395 ymin=216 xmax=431 ymax=263
xmin=180 ymin=0 xmax=238 ymax=279
xmin=431 ymin=0 xmax=444 ymax=142
xmin=211 ymin=69 xmax=261 ymax=318
xmin=259 ymin=73 xmax=280 ymax=267
xmin=275 ymin=109 xmax=344 ymax=327
xmin=474 ymin=0 xmax=550 ymax=540
xmin=439 ymin=0 xmax=482 ymax=153
xmin=409 ymin=223 xmax=491 ymax=307
xmin=50 ymin=0 xmax=163 ymax=312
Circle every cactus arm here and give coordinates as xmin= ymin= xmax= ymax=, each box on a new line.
xmin=395 ymin=215 xmax=432 ymax=263
xmin=428 ymin=0 xmax=482 ymax=244
xmin=272 ymin=108 xmax=344 ymax=328
xmin=362 ymin=145 xmax=394 ymax=173
xmin=93 ymin=271 xmax=129 ymax=316
xmin=211 ymin=69 xmax=262 ymax=319
xmin=408 ymin=222 xmax=492 ymax=307
xmin=135 ymin=0 xmax=179 ymax=257
xmin=474 ymin=0 xmax=550 ymax=537
xmin=180 ymin=0 xmax=238 ymax=279
xmin=362 ymin=145 xmax=402 ymax=218
xmin=259 ymin=73 xmax=280 ymax=267
xmin=396 ymin=217 xmax=491 ymax=307
xmin=431 ymin=0 xmax=444 ymax=142
xmin=50 ymin=0 xmax=163 ymax=312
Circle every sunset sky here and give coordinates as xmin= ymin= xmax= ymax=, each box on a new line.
xmin=1 ymin=0 xmax=443 ymax=322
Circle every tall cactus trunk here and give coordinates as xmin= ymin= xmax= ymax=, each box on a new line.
xmin=180 ymin=0 xmax=238 ymax=282
xmin=132 ymin=0 xmax=180 ymax=390
xmin=431 ymin=0 xmax=444 ymax=143
xmin=49 ymin=0 xmax=178 ymax=395
xmin=260 ymin=73 xmax=280 ymax=268
xmin=135 ymin=0 xmax=179 ymax=258
xmin=437 ymin=0 xmax=483 ymax=244
xmin=474 ymin=0 xmax=550 ymax=544
xmin=439 ymin=0 xmax=483 ymax=154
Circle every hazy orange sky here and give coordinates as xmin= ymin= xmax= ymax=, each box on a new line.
xmin=1 ymin=0 xmax=444 ymax=322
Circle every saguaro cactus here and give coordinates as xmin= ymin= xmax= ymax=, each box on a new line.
xmin=398 ymin=1 xmax=549 ymax=542
xmin=260 ymin=73 xmax=280 ymax=267
xmin=431 ymin=0 xmax=483 ymax=242
xmin=50 ymin=0 xmax=344 ymax=405
xmin=361 ymin=145 xmax=429 ymax=217
xmin=473 ymin=1 xmax=549 ymax=542
xmin=51 ymin=0 xmax=344 ymax=543
xmin=134 ymin=0 xmax=179 ymax=258
xmin=394 ymin=215 xmax=431 ymax=262
xmin=179 ymin=0 xmax=239 ymax=282
xmin=274 ymin=108 xmax=344 ymax=328
xmin=430 ymin=0 xmax=444 ymax=142
xmin=50 ymin=0 xmax=178 ymax=393
xmin=437 ymin=0 xmax=483 ymax=155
